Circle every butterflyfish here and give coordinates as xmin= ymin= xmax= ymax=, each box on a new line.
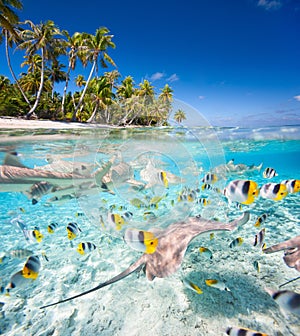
xmin=223 ymin=180 xmax=259 ymax=205
xmin=107 ymin=213 xmax=125 ymax=231
xmin=5 ymin=270 xmax=32 ymax=293
xmin=254 ymin=214 xmax=268 ymax=228
xmin=201 ymin=173 xmax=218 ymax=184
xmin=22 ymin=255 xmax=41 ymax=279
xmin=23 ymin=228 xmax=44 ymax=243
xmin=226 ymin=326 xmax=269 ymax=336
xmin=143 ymin=211 xmax=156 ymax=221
xmin=124 ymin=228 xmax=158 ymax=254
xmin=158 ymin=171 xmax=168 ymax=188
xmin=77 ymin=242 xmax=97 ymax=255
xmin=281 ymin=179 xmax=300 ymax=194
xmin=253 ymin=260 xmax=260 ymax=273
xmin=253 ymin=228 xmax=266 ymax=249
xmin=24 ymin=181 xmax=55 ymax=204
xmin=196 ymin=198 xmax=211 ymax=206
xmin=47 ymin=222 xmax=58 ymax=233
xmin=266 ymin=289 xmax=300 ymax=316
xmin=260 ymin=183 xmax=288 ymax=201
xmin=199 ymin=246 xmax=213 ymax=259
xmin=229 ymin=237 xmax=244 ymax=248
xmin=202 ymin=184 xmax=220 ymax=193
xmin=263 ymin=167 xmax=278 ymax=179
xmin=122 ymin=211 xmax=133 ymax=221
xmin=66 ymin=222 xmax=81 ymax=240
xmin=75 ymin=212 xmax=85 ymax=217
xmin=183 ymin=279 xmax=203 ymax=294
xmin=205 ymin=279 xmax=230 ymax=291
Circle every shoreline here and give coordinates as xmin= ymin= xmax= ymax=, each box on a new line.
xmin=0 ymin=116 xmax=119 ymax=129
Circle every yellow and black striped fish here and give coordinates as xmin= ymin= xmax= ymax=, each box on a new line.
xmin=77 ymin=242 xmax=97 ymax=255
xmin=47 ymin=222 xmax=58 ymax=233
xmin=66 ymin=222 xmax=81 ymax=240
xmin=22 ymin=255 xmax=41 ymax=280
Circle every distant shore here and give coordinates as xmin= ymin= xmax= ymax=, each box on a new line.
xmin=0 ymin=116 xmax=118 ymax=129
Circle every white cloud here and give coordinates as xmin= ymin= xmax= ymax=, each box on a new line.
xmin=166 ymin=74 xmax=179 ymax=82
xmin=149 ymin=72 xmax=165 ymax=81
xmin=294 ymin=95 xmax=300 ymax=101
xmin=257 ymin=0 xmax=282 ymax=10
xmin=198 ymin=95 xmax=205 ymax=100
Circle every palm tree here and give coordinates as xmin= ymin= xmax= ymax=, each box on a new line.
xmin=75 ymin=74 xmax=85 ymax=88
xmin=138 ymin=79 xmax=154 ymax=105
xmin=86 ymin=76 xmax=114 ymax=123
xmin=61 ymin=30 xmax=82 ymax=115
xmin=72 ymin=27 xmax=116 ymax=121
xmin=48 ymin=59 xmax=66 ymax=99
xmin=0 ymin=0 xmax=22 ymax=41
xmin=18 ymin=20 xmax=64 ymax=119
xmin=116 ymin=76 xmax=135 ymax=99
xmin=0 ymin=0 xmax=32 ymax=107
xmin=174 ymin=109 xmax=186 ymax=123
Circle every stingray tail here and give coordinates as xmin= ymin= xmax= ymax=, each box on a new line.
xmin=40 ymin=257 xmax=145 ymax=309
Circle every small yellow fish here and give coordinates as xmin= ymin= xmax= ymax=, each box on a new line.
xmin=108 ymin=213 xmax=125 ymax=230
xmin=201 ymin=173 xmax=218 ymax=184
xmin=124 ymin=228 xmax=158 ymax=254
xmin=263 ymin=167 xmax=278 ymax=179
xmin=143 ymin=211 xmax=156 ymax=221
xmin=22 ymin=255 xmax=41 ymax=280
xmin=199 ymin=246 xmax=213 ymax=259
xmin=202 ymin=184 xmax=220 ymax=193
xmin=66 ymin=222 xmax=81 ymax=240
xmin=253 ymin=260 xmax=260 ymax=273
xmin=209 ymin=233 xmax=214 ymax=240
xmin=196 ymin=198 xmax=211 ymax=206
xmin=205 ymin=279 xmax=230 ymax=291
xmin=229 ymin=237 xmax=244 ymax=248
xmin=77 ymin=242 xmax=97 ymax=255
xmin=158 ymin=171 xmax=168 ymax=188
xmin=254 ymin=214 xmax=268 ymax=228
xmin=183 ymin=279 xmax=203 ymax=294
xmin=47 ymin=222 xmax=58 ymax=233
xmin=253 ymin=228 xmax=266 ymax=249
xmin=19 ymin=207 xmax=26 ymax=213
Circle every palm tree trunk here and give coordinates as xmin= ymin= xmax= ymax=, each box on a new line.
xmin=86 ymin=102 xmax=98 ymax=123
xmin=26 ymin=48 xmax=45 ymax=119
xmin=5 ymin=30 xmax=32 ymax=107
xmin=61 ymin=61 xmax=71 ymax=116
xmin=72 ymin=60 xmax=96 ymax=121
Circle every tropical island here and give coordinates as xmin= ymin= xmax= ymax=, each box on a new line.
xmin=0 ymin=0 xmax=187 ymax=126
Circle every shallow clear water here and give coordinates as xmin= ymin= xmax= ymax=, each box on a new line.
xmin=0 ymin=125 xmax=299 ymax=336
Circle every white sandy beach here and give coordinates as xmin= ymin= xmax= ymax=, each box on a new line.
xmin=0 ymin=117 xmax=112 ymax=129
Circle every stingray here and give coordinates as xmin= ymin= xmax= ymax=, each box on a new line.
xmin=212 ymin=159 xmax=263 ymax=177
xmin=264 ymin=235 xmax=300 ymax=272
xmin=40 ymin=211 xmax=250 ymax=309
xmin=0 ymin=152 xmax=113 ymax=196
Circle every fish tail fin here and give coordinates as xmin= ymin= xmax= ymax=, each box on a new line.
xmin=40 ymin=256 xmax=145 ymax=309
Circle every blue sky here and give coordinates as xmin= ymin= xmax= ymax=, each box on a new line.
xmin=1 ymin=0 xmax=300 ymax=127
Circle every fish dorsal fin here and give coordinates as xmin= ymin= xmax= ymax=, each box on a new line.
xmin=3 ymin=153 xmax=28 ymax=168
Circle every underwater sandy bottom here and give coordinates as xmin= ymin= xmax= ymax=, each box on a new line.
xmin=0 ymin=201 xmax=299 ymax=336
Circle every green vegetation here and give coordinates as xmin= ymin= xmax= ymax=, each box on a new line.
xmin=0 ymin=0 xmax=187 ymax=126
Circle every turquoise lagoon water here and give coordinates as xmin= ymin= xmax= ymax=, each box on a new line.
xmin=0 ymin=125 xmax=299 ymax=336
